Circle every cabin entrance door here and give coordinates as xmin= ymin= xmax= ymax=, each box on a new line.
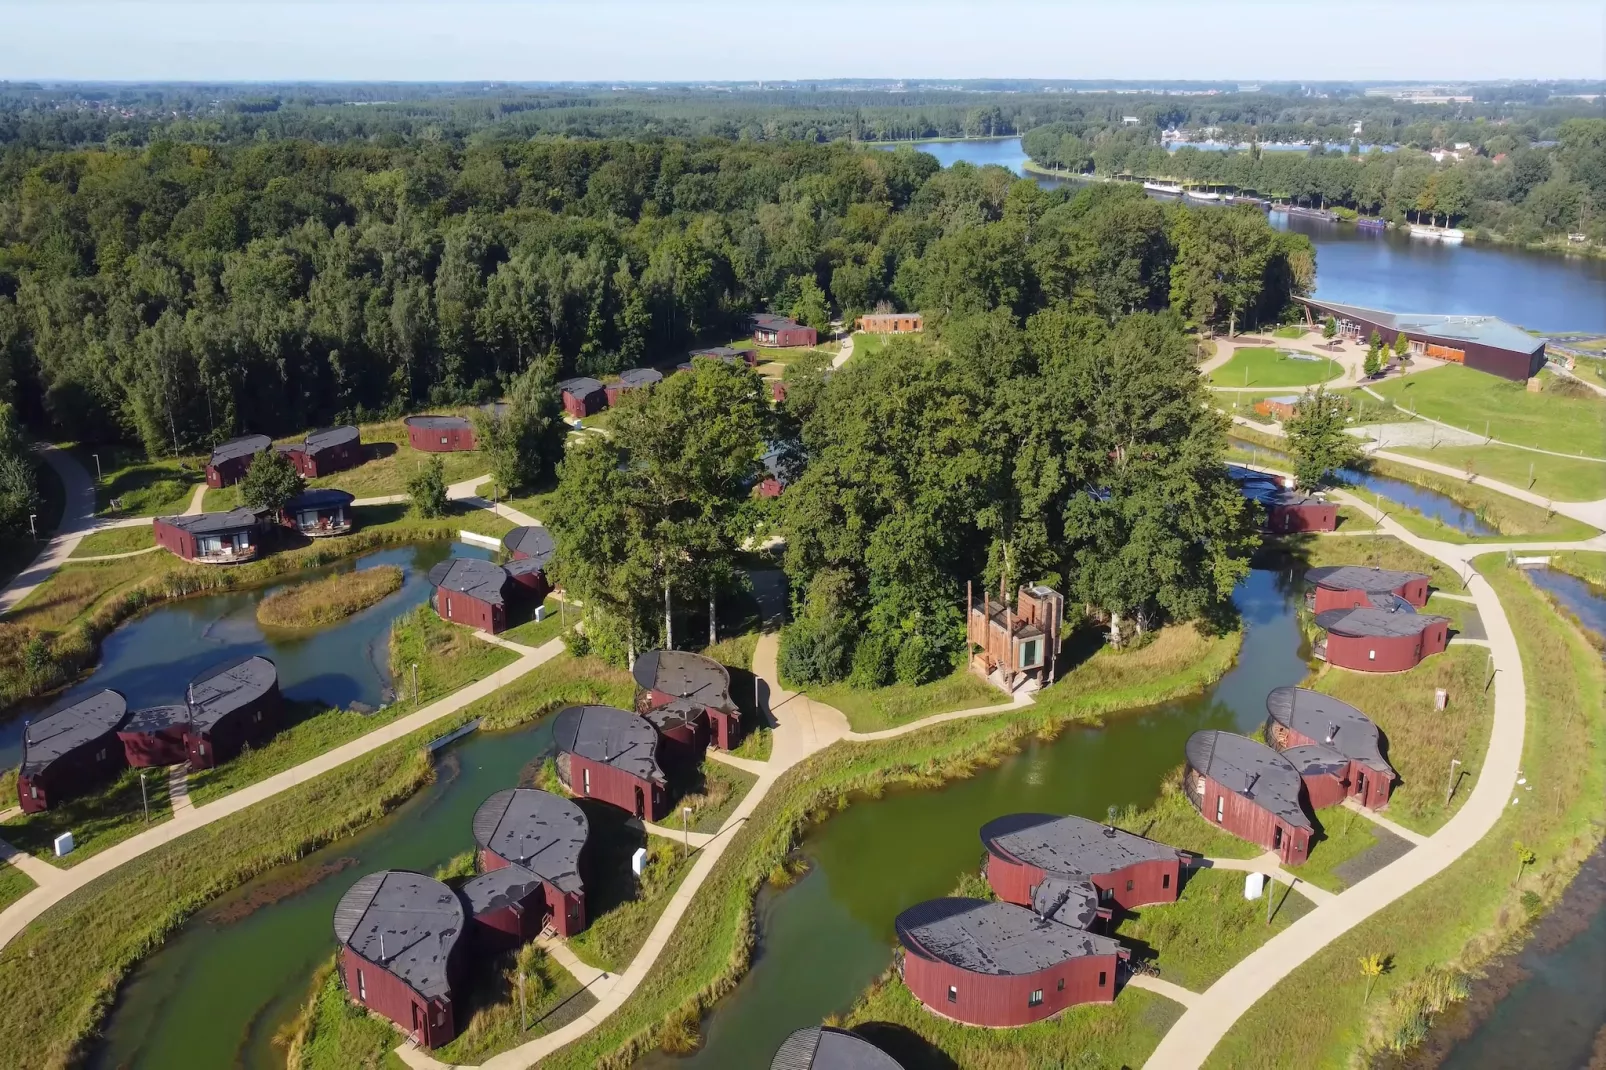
xmin=634 ymin=786 xmax=645 ymax=818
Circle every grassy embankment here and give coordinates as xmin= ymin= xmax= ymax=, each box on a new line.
xmin=0 ymin=499 xmax=512 ymax=714
xmin=1204 ymin=558 xmax=1606 ymax=1068
xmin=809 ymin=668 xmax=1004 ymax=734
xmin=0 ymin=651 xmax=630 ymax=1070
xmin=0 ymin=865 xmax=36 ymax=913
xmin=256 ymin=565 xmax=403 ymax=629
xmin=67 ymin=443 xmax=197 ymax=518
xmin=1550 ymin=550 xmax=1606 ymax=586
xmin=1365 ymin=363 xmax=1605 ymax=454
xmin=1387 ymin=441 xmax=1606 ymax=503
xmin=0 ymin=765 xmax=176 ymax=867
xmin=66 ymin=525 xmax=156 ymax=558
xmin=1208 ymin=347 xmax=1342 ymax=389
xmin=498 ymin=596 xmax=572 ymax=648
xmin=1356 ymin=457 xmax=1599 ymax=544
xmin=1283 ymin=530 xmax=1468 ymax=595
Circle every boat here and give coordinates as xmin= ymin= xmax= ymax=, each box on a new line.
xmin=1142 ymin=181 xmax=1184 ymax=195
xmin=1281 ymin=205 xmax=1339 ymax=221
xmin=1184 ymin=188 xmax=1223 ymax=202
xmin=1409 ymin=224 xmax=1466 ymax=243
xmin=1229 ymin=195 xmax=1270 ymax=210
xmin=1354 ymin=217 xmax=1387 ymax=230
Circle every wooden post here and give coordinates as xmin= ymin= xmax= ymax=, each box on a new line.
xmin=518 ymin=967 xmax=527 ymax=1031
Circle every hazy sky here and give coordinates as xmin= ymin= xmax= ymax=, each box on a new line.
xmin=3 ymin=0 xmax=1603 ymax=83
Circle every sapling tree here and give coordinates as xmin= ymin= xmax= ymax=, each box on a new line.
xmin=239 ymin=449 xmax=304 ymax=515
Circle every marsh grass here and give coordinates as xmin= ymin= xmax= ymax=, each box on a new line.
xmin=256 ymin=566 xmax=404 ymax=629
xmin=568 ymin=832 xmax=696 ymax=974
xmin=811 ymin=666 xmax=1006 ymax=733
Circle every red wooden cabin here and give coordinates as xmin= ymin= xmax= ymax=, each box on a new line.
xmin=968 ymin=583 xmax=1065 ymax=688
xmin=428 ymin=558 xmax=512 ymax=633
xmin=606 ymin=367 xmax=663 ymax=406
xmin=1184 ymin=731 xmax=1313 ymax=865
xmin=278 ymin=425 xmax=362 ymax=478
xmin=334 ymin=870 xmax=466 ymax=1049
xmin=551 ymin=705 xmax=668 ymax=821
xmin=467 ymin=788 xmax=590 ymax=943
xmin=896 ymin=898 xmax=1127 ymax=1027
xmin=154 ymin=508 xmax=264 ymax=564
xmin=632 ymin=648 xmax=743 ymax=751
xmin=1315 ymin=598 xmax=1450 ymax=672
xmin=750 ymin=314 xmax=817 ymax=348
xmin=118 ymin=705 xmax=192 ymax=767
xmin=205 ymin=434 xmax=270 ymax=488
xmin=1265 ymin=686 xmax=1396 ymax=810
xmin=1306 ymin=565 xmax=1431 ymax=612
xmin=404 ymin=415 xmax=476 ymax=452
xmin=981 ymin=813 xmax=1192 ymax=913
xmin=857 ymin=312 xmax=922 ymax=334
xmin=183 ymin=656 xmax=281 ymax=769
xmin=558 ymin=377 xmax=607 ymax=418
xmin=17 ymin=690 xmax=129 ymax=813
xmin=1228 ymin=466 xmax=1337 ymax=533
xmin=279 ymin=488 xmax=355 ymax=538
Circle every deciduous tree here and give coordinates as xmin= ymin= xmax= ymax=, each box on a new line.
xmin=1285 ymin=385 xmax=1363 ymax=489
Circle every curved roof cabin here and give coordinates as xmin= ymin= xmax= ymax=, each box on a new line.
xmin=1314 ymin=598 xmax=1450 ymax=672
xmin=1307 ymin=565 xmax=1431 ymax=612
xmin=334 ymin=870 xmax=466 ymax=1049
xmin=980 ymin=812 xmax=1192 ymax=911
xmin=278 ymin=425 xmax=362 ymax=478
xmin=205 ymin=434 xmax=271 ymax=488
xmin=551 ymin=705 xmax=667 ymax=820
xmin=632 ymin=648 xmax=743 ymax=751
xmin=281 ymin=487 xmax=355 ymax=537
xmin=1184 ymin=730 xmax=1311 ymax=864
xmin=404 ymin=414 xmax=476 ymax=452
xmin=557 ymin=376 xmax=607 ymax=419
xmin=465 ymin=787 xmax=590 ymax=938
xmin=154 ymin=508 xmax=263 ymax=564
xmin=186 ymin=655 xmax=281 ymax=769
xmin=770 ymin=1026 xmax=905 ymax=1070
xmin=502 ymin=525 xmax=555 ymax=567
xmin=428 ymin=558 xmax=512 ymax=633
xmin=606 ymin=367 xmax=663 ymax=406
xmin=18 ymin=690 xmax=129 ymax=813
xmin=1266 ymin=686 xmax=1395 ymax=810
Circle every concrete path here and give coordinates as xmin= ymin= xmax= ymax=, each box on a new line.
xmin=1125 ymin=974 xmax=1200 ymax=1009
xmin=181 ymin=483 xmax=207 ymax=515
xmin=0 ymin=444 xmax=98 ymax=614
xmin=66 ymin=544 xmax=161 ymax=563
xmin=1198 ymin=853 xmax=1334 ymax=904
xmin=0 ymin=837 xmax=62 ymax=888
xmin=0 ymin=636 xmax=567 ymax=954
xmin=845 ymin=687 xmax=1032 ymax=742
xmin=706 ymin=750 xmax=770 ymax=776
xmin=167 ymin=764 xmax=193 ymax=815
xmin=830 ymin=332 xmax=856 ymax=370
xmin=640 ymin=821 xmax=715 ymax=849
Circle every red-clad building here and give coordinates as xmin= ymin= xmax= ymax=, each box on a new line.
xmin=1300 ymin=298 xmax=1547 ymax=382
xmin=118 ymin=705 xmax=192 ymax=767
xmin=981 ymin=813 xmax=1193 ymax=913
xmin=606 ymin=367 xmax=663 ymax=406
xmin=558 ymin=377 xmax=607 ymax=418
xmin=895 ymin=898 xmax=1127 ymax=1027
xmin=1315 ymin=597 xmax=1451 ymax=672
xmin=17 ymin=690 xmax=129 ymax=813
xmin=279 ymin=488 xmax=355 ymax=538
xmin=334 ymin=870 xmax=466 ymax=1049
xmin=1265 ymin=686 xmax=1396 ymax=810
xmin=118 ymin=657 xmax=282 ymax=770
xmin=1228 ymin=466 xmax=1338 ymax=533
xmin=552 ymin=705 xmax=668 ymax=820
xmin=750 ymin=314 xmax=817 ymax=348
xmin=205 ymin=434 xmax=271 ymax=488
xmin=427 ymin=558 xmax=513 ymax=633
xmin=1306 ymin=565 xmax=1431 ymax=612
xmin=632 ymin=649 xmax=743 ymax=751
xmin=465 ymin=788 xmax=590 ymax=944
xmin=277 ymin=426 xmax=362 ymax=478
xmin=1184 ymin=731 xmax=1313 ymax=865
xmin=968 ymin=583 xmax=1065 ymax=688
xmin=154 ymin=508 xmax=265 ymax=564
xmin=857 ymin=312 xmax=922 ymax=334
xmin=404 ymin=415 xmax=476 ymax=452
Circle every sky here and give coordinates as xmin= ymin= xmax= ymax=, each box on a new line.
xmin=1 ymin=0 xmax=1603 ymax=83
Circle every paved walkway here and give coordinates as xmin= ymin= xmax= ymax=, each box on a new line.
xmin=1200 ymin=333 xmax=1443 ymax=391
xmin=1358 ymin=385 xmax=1606 ymax=464
xmin=1126 ymin=974 xmax=1202 ymax=1008
xmin=0 ymin=444 xmax=99 ymax=614
xmin=1198 ymin=853 xmax=1335 ymax=904
xmin=0 ymin=837 xmax=63 ymax=888
xmin=167 ymin=765 xmax=193 ymax=815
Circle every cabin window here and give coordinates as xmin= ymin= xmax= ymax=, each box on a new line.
xmin=1100 ymin=886 xmax=1113 ymax=902
xmin=1215 ymin=796 xmax=1224 ymax=822
xmin=411 ymin=1003 xmax=421 ymax=1033
xmin=1162 ymin=873 xmax=1171 ymax=890
xmin=254 ymin=711 xmax=262 ymax=722
xmin=95 ymin=748 xmax=106 ymax=761
xmin=582 ymin=768 xmax=591 ymax=795
xmin=1098 ymin=971 xmax=1108 ymax=988
xmin=29 ymin=784 xmax=39 ymax=799
xmin=1126 ymin=879 xmax=1135 ymax=892
xmin=1369 ymin=649 xmax=1376 ymax=661
xmin=1020 ymin=639 xmax=1041 ymax=668
xmin=1029 ymin=989 xmax=1044 ymax=1007
xmin=440 ymin=436 xmax=449 ymax=445
xmin=1057 ymin=978 xmax=1065 ymax=992
xmin=356 ymin=969 xmax=366 ymax=1000
xmin=446 ymin=598 xmax=453 ymax=618
xmin=947 ymin=985 xmax=958 ymax=1003
xmin=1273 ymin=826 xmax=1284 ymax=850
xmin=197 ymin=743 xmax=206 ymax=757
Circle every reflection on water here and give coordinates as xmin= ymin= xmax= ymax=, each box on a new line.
xmin=1526 ymin=567 xmax=1606 ymax=645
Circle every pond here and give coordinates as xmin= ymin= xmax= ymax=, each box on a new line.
xmin=1525 ymin=566 xmax=1606 ymax=643
xmin=639 ymin=567 xmax=1311 ymax=1069
xmin=1 ymin=539 xmax=496 ymax=769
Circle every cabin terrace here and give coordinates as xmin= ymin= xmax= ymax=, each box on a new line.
xmin=558 ymin=376 xmax=607 ymax=418
xmin=895 ymin=897 xmax=1127 ymax=1027
xmin=18 ymin=690 xmax=129 ymax=813
xmin=770 ymin=1026 xmax=906 ymax=1070
xmin=427 ymin=558 xmax=513 ymax=633
xmin=468 ymin=788 xmax=589 ymax=941
xmin=1315 ymin=597 xmax=1450 ymax=672
xmin=967 ymin=583 xmax=1064 ymax=688
xmin=1265 ymin=686 xmax=1395 ymax=809
xmin=1184 ymin=730 xmax=1313 ymax=864
xmin=981 ymin=813 xmax=1193 ymax=911
xmin=606 ymin=367 xmax=663 ymax=405
xmin=551 ymin=705 xmax=668 ymax=820
xmin=750 ymin=313 xmax=817 ymax=348
xmin=184 ymin=655 xmax=281 ymax=769
xmin=1300 ymin=298 xmax=1546 ymax=381
xmin=277 ymin=425 xmax=361 ymax=478
xmin=404 ymin=414 xmax=476 ymax=452
xmin=334 ymin=870 xmax=466 ymax=1049
xmin=632 ymin=648 xmax=743 ymax=751
xmin=280 ymin=488 xmax=355 ymax=537
xmin=205 ymin=434 xmax=271 ymax=487
xmin=154 ymin=508 xmax=265 ymax=564
xmin=1307 ymin=564 xmax=1431 ymax=612
xmin=857 ymin=312 xmax=923 ymax=334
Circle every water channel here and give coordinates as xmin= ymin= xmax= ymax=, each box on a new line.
xmin=0 ymin=539 xmax=494 ymax=769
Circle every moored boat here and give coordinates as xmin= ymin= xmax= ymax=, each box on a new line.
xmin=1142 ymin=181 xmax=1183 ymax=195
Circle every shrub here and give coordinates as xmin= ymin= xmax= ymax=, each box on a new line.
xmin=894 ymin=632 xmax=950 ymax=686
xmin=777 ymin=615 xmax=853 ymax=685
xmin=405 ymin=456 xmax=448 ymax=518
xmin=847 ymin=631 xmax=896 ymax=689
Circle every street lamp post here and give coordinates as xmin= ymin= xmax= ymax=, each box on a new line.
xmin=29 ymin=513 xmax=37 ymax=540
xmin=140 ymin=771 xmax=149 ymax=824
xmin=1445 ymin=758 xmax=1462 ymax=805
xmin=682 ymin=805 xmax=692 ymax=860
xmin=412 ymin=662 xmax=419 ymax=702
xmin=92 ymin=453 xmax=102 ymax=482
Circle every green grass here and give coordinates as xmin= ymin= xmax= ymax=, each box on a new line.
xmin=1212 ymin=389 xmax=1306 ymax=423
xmin=1283 ymin=532 xmax=1468 ymax=594
xmin=1 ymin=765 xmax=174 ymax=866
xmin=255 ymin=565 xmax=403 ymax=629
xmin=499 ymin=597 xmax=574 ymax=649
xmin=1114 ymin=782 xmax=1263 ymax=860
xmin=568 ymin=834 xmax=697 ymax=974
xmin=1292 ymin=805 xmax=1382 ymax=894
xmin=1366 ymin=364 xmax=1606 ymax=455
xmin=1206 ymin=558 xmax=1605 ymax=1068
xmin=679 ymin=760 xmax=758 ymax=835
xmin=1272 ymin=324 xmax=1310 ymax=339
xmin=730 ymin=728 xmax=772 ymax=762
xmin=1116 ymin=867 xmax=1317 ymax=990
xmin=283 ymin=959 xmax=410 ymax=1070
xmin=1304 ymin=646 xmax=1493 ymax=837
xmin=1208 ymin=347 xmax=1342 ymax=388
xmin=428 ymin=941 xmax=591 ymax=1065
xmin=67 ymin=525 xmax=155 ymax=558
xmin=1550 ymin=550 xmax=1606 ymax=586
xmin=1423 ymin=593 xmax=1475 ymax=632
xmin=1386 ymin=442 xmax=1606 ymax=503
xmin=1356 ymin=467 xmax=1600 ymax=545
xmin=187 ymin=605 xmax=517 ymax=805
xmin=308 ymin=417 xmax=491 ymax=498
xmin=69 ymin=444 xmax=199 ymax=518
xmin=809 ymin=666 xmax=1006 ymax=733
xmin=460 ymin=652 xmax=635 ymax=733
xmin=0 ymin=862 xmax=37 ymax=913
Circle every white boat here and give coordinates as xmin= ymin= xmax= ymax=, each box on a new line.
xmin=1409 ymin=224 xmax=1466 ymax=243
xmin=1143 ymin=181 xmax=1184 ymax=195
xmin=1184 ymin=189 xmax=1223 ymax=201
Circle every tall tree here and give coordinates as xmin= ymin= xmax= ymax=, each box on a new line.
xmin=472 ymin=355 xmax=564 ymax=494
xmin=1285 ymin=386 xmax=1363 ymax=489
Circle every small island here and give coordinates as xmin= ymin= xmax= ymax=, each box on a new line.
xmin=256 ymin=565 xmax=404 ymax=629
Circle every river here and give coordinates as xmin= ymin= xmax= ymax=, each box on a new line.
xmin=879 ymin=137 xmax=1606 ymax=334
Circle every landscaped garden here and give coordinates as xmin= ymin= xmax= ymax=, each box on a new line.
xmin=1208 ymin=347 xmax=1342 ymax=389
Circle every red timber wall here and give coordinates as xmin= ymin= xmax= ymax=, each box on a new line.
xmin=152 ymin=518 xmax=198 ymax=560
xmin=902 ymin=948 xmax=1120 ymax=1027
xmin=434 ymin=587 xmax=505 ymax=634
xmin=187 ymin=685 xmax=282 ymax=769
xmin=17 ymin=731 xmax=128 ymax=813
xmin=559 ymin=752 xmax=666 ymax=821
xmin=1268 ymin=502 xmax=1337 ymax=533
xmin=1323 ymin=624 xmax=1448 ymax=673
xmin=1268 ymin=721 xmax=1396 ymax=809
xmin=984 ymin=849 xmax=1181 ymax=911
xmin=1299 ymin=771 xmax=1349 ymax=811
xmin=205 ymin=455 xmax=256 ymax=489
xmin=1186 ymin=767 xmax=1311 ymax=865
xmin=506 ymin=568 xmax=551 ymax=603
xmin=407 ymin=424 xmax=477 ymax=452
xmin=757 ymin=325 xmax=818 ymax=347
xmin=338 ymin=946 xmax=459 ymax=1049
xmin=644 ymin=686 xmax=742 ymax=751
xmin=561 ymin=391 xmax=604 ymax=418
xmin=477 ymin=849 xmax=588 ymax=938
xmin=285 ymin=442 xmax=361 ymax=478
xmin=119 ymin=725 xmax=190 ymax=767
xmin=1313 ymin=577 xmax=1430 ymax=612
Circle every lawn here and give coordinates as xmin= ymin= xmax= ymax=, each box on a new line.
xmin=1283 ymin=533 xmax=1468 ymax=594
xmin=427 ymin=941 xmax=592 ymax=1066
xmin=1206 ymin=558 xmax=1605 ymax=1068
xmin=68 ymin=444 xmax=199 ymax=518
xmin=282 ymin=960 xmax=413 ymax=1070
xmin=1366 ymin=364 xmax=1606 ymax=455
xmin=1356 ymin=458 xmax=1600 ymax=544
xmin=809 ymin=665 xmax=1005 ymax=733
xmin=465 ymin=652 xmax=636 ymax=732
xmin=1303 ymin=646 xmax=1492 ymax=836
xmin=1292 ymin=804 xmax=1383 ymax=894
xmin=1115 ymin=866 xmax=1317 ymax=990
xmin=1387 ymin=442 xmax=1606 ymax=503
xmin=567 ymin=832 xmax=697 ymax=974
xmin=1272 ymin=324 xmax=1310 ymax=340
xmin=1208 ymin=347 xmax=1342 ymax=388
xmin=1113 ymin=781 xmax=1263 ymax=860
xmin=0 ymin=863 xmax=36 ymax=913
xmin=499 ymin=597 xmax=574 ymax=649
xmin=0 ymin=764 xmax=174 ymax=867
xmin=1037 ymin=621 xmax=1245 ymax=720
xmin=67 ymin=525 xmax=155 ymax=558
xmin=678 ymin=759 xmax=758 ymax=835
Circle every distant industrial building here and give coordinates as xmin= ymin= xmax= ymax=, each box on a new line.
xmin=17 ymin=690 xmax=129 ymax=813
xmin=1265 ymin=687 xmax=1396 ymax=810
xmin=205 ymin=434 xmax=271 ymax=488
xmin=404 ymin=414 xmax=476 ymax=452
xmin=334 ymin=870 xmax=466 ymax=1048
xmin=277 ymin=425 xmax=362 ymax=478
xmin=551 ymin=705 xmax=668 ymax=820
xmin=467 ymin=788 xmax=590 ymax=943
xmin=1300 ymin=298 xmax=1546 ymax=381
xmin=153 ymin=508 xmax=266 ymax=564
xmin=1184 ymin=730 xmax=1312 ymax=864
xmin=633 ymin=648 xmax=744 ymax=752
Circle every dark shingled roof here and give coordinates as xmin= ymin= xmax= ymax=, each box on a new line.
xmin=642 ymin=697 xmax=705 ymax=735
xmin=981 ymin=813 xmax=1189 ymax=883
xmin=1281 ymin=745 xmax=1350 ymax=778
xmin=1030 ymin=875 xmax=1102 ymax=929
xmin=22 ymin=690 xmax=128 ymax=775
xmin=461 ymin=864 xmax=544 ymax=918
xmin=558 ymin=376 xmax=605 ymax=397
xmin=122 ymin=704 xmax=190 ymax=734
xmin=1266 ymin=687 xmax=1392 ymax=774
xmin=404 ymin=414 xmax=470 ymax=431
xmin=427 ymin=558 xmax=509 ymax=606
xmin=209 ymin=434 xmax=271 ymax=467
xmin=303 ymin=425 xmax=360 ymax=453
xmin=632 ymin=649 xmax=733 ymax=711
xmin=688 ymin=347 xmax=753 ymax=363
xmin=159 ymin=507 xmax=262 ymax=535
xmin=770 ymin=1026 xmax=905 ymax=1070
xmin=616 ymin=367 xmax=663 ymax=390
xmin=1307 ymin=565 xmax=1429 ymax=594
xmin=502 ymin=525 xmax=555 ymax=567
xmin=896 ymin=898 xmax=1125 ymax=975
xmin=1185 ymin=731 xmax=1312 ymax=830
xmin=284 ymin=488 xmax=355 ymax=511
xmin=551 ymin=705 xmax=663 ymax=782
xmin=333 ymin=870 xmax=463 ymax=1000
xmin=1226 ymin=465 xmax=1328 ymax=510
xmin=1315 ymin=603 xmax=1448 ymax=639
xmin=471 ymin=788 xmax=587 ymax=893
xmin=751 ymin=313 xmax=801 ymax=330
xmin=189 ymin=656 xmax=277 ymax=733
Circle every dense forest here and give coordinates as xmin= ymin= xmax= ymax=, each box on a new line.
xmin=1023 ymin=118 xmax=1606 ymax=239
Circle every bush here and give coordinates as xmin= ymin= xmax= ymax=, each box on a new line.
xmin=777 ymin=615 xmax=853 ymax=685
xmin=405 ymin=456 xmax=448 ymax=518
xmin=847 ymin=631 xmax=896 ymax=689
xmin=894 ymin=632 xmax=951 ymax=686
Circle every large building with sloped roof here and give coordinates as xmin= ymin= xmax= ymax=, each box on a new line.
xmin=205 ymin=434 xmax=271 ymax=487
xmin=1266 ymin=687 xmax=1396 ymax=810
xmin=277 ymin=425 xmax=362 ymax=478
xmin=154 ymin=508 xmax=265 ymax=564
xmin=1184 ymin=730 xmax=1313 ymax=864
xmin=334 ymin=870 xmax=467 ymax=1048
xmin=1300 ymin=298 xmax=1546 ymax=381
xmin=551 ymin=705 xmax=668 ymax=820
xmin=981 ymin=813 xmax=1194 ymax=913
xmin=466 ymin=788 xmax=590 ymax=940
xmin=404 ymin=414 xmax=476 ymax=452
xmin=18 ymin=689 xmax=129 ymax=812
